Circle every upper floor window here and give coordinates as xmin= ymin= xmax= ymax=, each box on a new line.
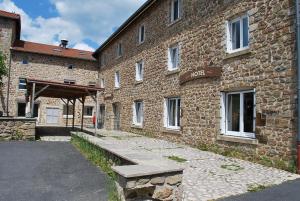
xmin=227 ymin=15 xmax=249 ymax=53
xmin=171 ymin=0 xmax=181 ymax=22
xmin=68 ymin=64 xmax=74 ymax=70
xmin=22 ymin=57 xmax=29 ymax=64
xmin=64 ymin=79 xmax=76 ymax=85
xmin=88 ymin=81 xmax=96 ymax=87
xmin=18 ymin=78 xmax=26 ymax=90
xmin=133 ymin=101 xmax=143 ymax=126
xmin=168 ymin=44 xmax=180 ymax=71
xmin=115 ymin=71 xmax=120 ymax=88
xmin=117 ymin=43 xmax=123 ymax=57
xmin=138 ymin=25 xmax=145 ymax=44
xmin=220 ymin=90 xmax=255 ymax=138
xmin=164 ymin=97 xmax=181 ymax=130
xmin=100 ymin=78 xmax=105 ymax=88
xmin=136 ymin=60 xmax=144 ymax=81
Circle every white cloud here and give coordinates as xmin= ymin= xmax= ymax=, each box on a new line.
xmin=0 ymin=0 xmax=146 ymax=50
xmin=73 ymin=43 xmax=95 ymax=51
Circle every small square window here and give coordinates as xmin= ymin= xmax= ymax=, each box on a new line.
xmin=88 ymin=81 xmax=96 ymax=87
xmin=168 ymin=44 xmax=180 ymax=71
xmin=227 ymin=15 xmax=249 ymax=53
xmin=115 ymin=71 xmax=120 ymax=88
xmin=68 ymin=64 xmax=74 ymax=70
xmin=84 ymin=106 xmax=94 ymax=117
xmin=22 ymin=59 xmax=28 ymax=64
xmin=133 ymin=101 xmax=143 ymax=126
xmin=63 ymin=104 xmax=74 ymax=117
xmin=64 ymin=79 xmax=76 ymax=85
xmin=136 ymin=60 xmax=144 ymax=81
xmin=138 ymin=25 xmax=145 ymax=44
xmin=18 ymin=78 xmax=26 ymax=90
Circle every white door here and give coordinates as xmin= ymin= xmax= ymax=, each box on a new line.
xmin=46 ymin=108 xmax=60 ymax=125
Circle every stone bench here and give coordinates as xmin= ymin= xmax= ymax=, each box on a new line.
xmin=72 ymin=132 xmax=184 ymax=201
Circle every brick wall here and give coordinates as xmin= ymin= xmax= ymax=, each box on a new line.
xmin=98 ymin=0 xmax=297 ymax=160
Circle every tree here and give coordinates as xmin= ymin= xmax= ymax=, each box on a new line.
xmin=0 ymin=51 xmax=8 ymax=86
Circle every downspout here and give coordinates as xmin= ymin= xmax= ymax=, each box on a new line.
xmin=296 ymin=0 xmax=300 ymax=173
xmin=5 ymin=49 xmax=12 ymax=117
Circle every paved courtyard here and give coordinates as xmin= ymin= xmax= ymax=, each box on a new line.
xmin=90 ymin=129 xmax=300 ymax=201
xmin=0 ymin=141 xmax=108 ymax=201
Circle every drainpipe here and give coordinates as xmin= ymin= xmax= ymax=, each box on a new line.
xmin=5 ymin=49 xmax=12 ymax=117
xmin=296 ymin=0 xmax=300 ymax=173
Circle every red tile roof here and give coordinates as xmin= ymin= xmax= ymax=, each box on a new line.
xmin=0 ymin=10 xmax=20 ymax=20
xmin=12 ymin=40 xmax=96 ymax=61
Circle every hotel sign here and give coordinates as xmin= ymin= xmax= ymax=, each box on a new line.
xmin=179 ymin=68 xmax=221 ymax=85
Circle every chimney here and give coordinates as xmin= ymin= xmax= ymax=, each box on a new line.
xmin=60 ymin=39 xmax=68 ymax=49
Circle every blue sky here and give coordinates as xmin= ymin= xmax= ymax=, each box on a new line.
xmin=0 ymin=0 xmax=147 ymax=51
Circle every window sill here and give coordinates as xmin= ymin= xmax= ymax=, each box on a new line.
xmin=162 ymin=127 xmax=182 ymax=135
xmin=63 ymin=115 xmax=73 ymax=119
xmin=165 ymin=69 xmax=180 ymax=76
xmin=168 ymin=18 xmax=182 ymax=27
xmin=137 ymin=41 xmax=145 ymax=46
xmin=131 ymin=124 xmax=143 ymax=129
xmin=84 ymin=116 xmax=93 ymax=119
xmin=224 ymin=48 xmax=251 ymax=60
xmin=217 ymin=134 xmax=258 ymax=145
xmin=135 ymin=80 xmax=143 ymax=85
xmin=114 ymin=87 xmax=120 ymax=91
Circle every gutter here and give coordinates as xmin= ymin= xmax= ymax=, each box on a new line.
xmin=296 ymin=0 xmax=300 ymax=173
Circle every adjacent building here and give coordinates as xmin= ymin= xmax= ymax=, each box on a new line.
xmin=93 ymin=0 xmax=297 ymax=162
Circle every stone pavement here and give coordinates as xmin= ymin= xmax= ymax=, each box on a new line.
xmin=83 ymin=129 xmax=300 ymax=201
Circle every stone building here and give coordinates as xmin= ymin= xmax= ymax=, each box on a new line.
xmin=93 ymin=0 xmax=298 ymax=161
xmin=0 ymin=10 xmax=98 ymax=127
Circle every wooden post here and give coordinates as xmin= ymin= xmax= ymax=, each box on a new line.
xmin=31 ymin=82 xmax=36 ymax=118
xmin=66 ymin=99 xmax=69 ymax=128
xmin=95 ymin=91 xmax=99 ymax=135
xmin=81 ymin=96 xmax=85 ymax=131
xmin=72 ymin=98 xmax=76 ymax=130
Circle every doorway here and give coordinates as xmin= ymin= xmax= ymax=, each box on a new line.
xmin=112 ymin=103 xmax=121 ymax=130
xmin=46 ymin=107 xmax=60 ymax=125
xmin=98 ymin=105 xmax=105 ymax=129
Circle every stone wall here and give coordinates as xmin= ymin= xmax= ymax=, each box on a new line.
xmin=97 ymin=0 xmax=297 ymax=161
xmin=0 ymin=117 xmax=36 ymax=141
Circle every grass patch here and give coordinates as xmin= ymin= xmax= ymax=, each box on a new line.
xmin=247 ymin=183 xmax=269 ymax=192
xmin=167 ymin=155 xmax=187 ymax=163
xmin=197 ymin=142 xmax=297 ymax=173
xmin=221 ymin=164 xmax=244 ymax=171
xmin=71 ymin=134 xmax=121 ymax=201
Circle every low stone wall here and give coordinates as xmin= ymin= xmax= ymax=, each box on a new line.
xmin=0 ymin=117 xmax=36 ymax=141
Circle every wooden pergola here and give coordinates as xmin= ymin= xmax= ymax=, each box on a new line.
xmin=25 ymin=78 xmax=104 ymax=132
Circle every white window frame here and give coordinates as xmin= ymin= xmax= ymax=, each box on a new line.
xmin=164 ymin=97 xmax=181 ymax=130
xmin=100 ymin=78 xmax=105 ymax=88
xmin=115 ymin=71 xmax=120 ymax=88
xmin=226 ymin=14 xmax=249 ymax=53
xmin=84 ymin=106 xmax=94 ymax=118
xmin=168 ymin=44 xmax=180 ymax=71
xmin=220 ymin=90 xmax=256 ymax=139
xmin=18 ymin=78 xmax=26 ymax=90
xmin=136 ymin=60 xmax=144 ymax=81
xmin=138 ymin=25 xmax=145 ymax=44
xmin=171 ymin=0 xmax=181 ymax=22
xmin=132 ymin=101 xmax=144 ymax=126
xmin=117 ymin=43 xmax=122 ymax=57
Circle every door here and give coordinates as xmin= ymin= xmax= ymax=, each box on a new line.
xmin=113 ymin=103 xmax=120 ymax=130
xmin=98 ymin=105 xmax=105 ymax=129
xmin=46 ymin=107 xmax=60 ymax=125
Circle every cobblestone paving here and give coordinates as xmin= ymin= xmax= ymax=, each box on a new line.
xmin=91 ymin=129 xmax=300 ymax=201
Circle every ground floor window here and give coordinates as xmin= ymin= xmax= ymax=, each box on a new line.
xmin=63 ymin=104 xmax=74 ymax=118
xmin=164 ymin=97 xmax=181 ymax=129
xmin=221 ymin=90 xmax=255 ymax=138
xmin=133 ymin=101 xmax=143 ymax=126
xmin=17 ymin=103 xmax=39 ymax=117
xmin=84 ymin=106 xmax=94 ymax=117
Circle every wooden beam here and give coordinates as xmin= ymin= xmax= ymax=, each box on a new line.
xmin=34 ymin=85 xmax=49 ymax=99
xmin=81 ymin=96 xmax=86 ymax=131
xmin=72 ymin=98 xmax=76 ymax=130
xmin=31 ymin=83 xmax=36 ymax=118
xmin=66 ymin=99 xmax=69 ymax=128
xmin=95 ymin=91 xmax=100 ymax=135
xmin=61 ymin=98 xmax=67 ymax=105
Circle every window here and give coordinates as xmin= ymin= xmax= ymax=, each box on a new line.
xmin=138 ymin=25 xmax=145 ymax=43
xmin=168 ymin=44 xmax=180 ymax=71
xmin=22 ymin=58 xmax=28 ymax=64
xmin=227 ymin=15 xmax=249 ymax=52
xmin=136 ymin=60 xmax=144 ymax=81
xmin=133 ymin=101 xmax=143 ymax=126
xmin=63 ymin=104 xmax=74 ymax=117
xmin=18 ymin=78 xmax=26 ymax=90
xmin=100 ymin=54 xmax=106 ymax=67
xmin=88 ymin=81 xmax=96 ymax=87
xmin=221 ymin=90 xmax=255 ymax=138
xmin=115 ymin=71 xmax=120 ymax=88
xmin=117 ymin=43 xmax=123 ymax=57
xmin=68 ymin=64 xmax=74 ymax=70
xmin=100 ymin=78 xmax=105 ymax=88
xmin=64 ymin=79 xmax=76 ymax=85
xmin=84 ymin=106 xmax=94 ymax=117
xmin=164 ymin=97 xmax=181 ymax=129
xmin=17 ymin=103 xmax=38 ymax=117
xmin=171 ymin=0 xmax=181 ymax=22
